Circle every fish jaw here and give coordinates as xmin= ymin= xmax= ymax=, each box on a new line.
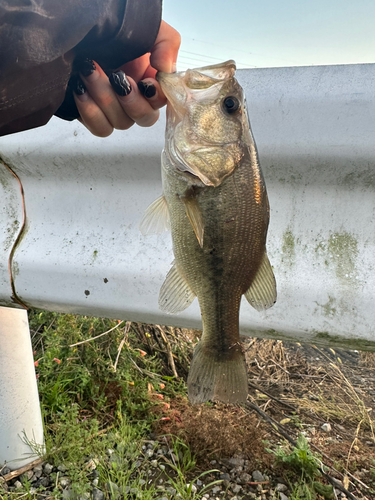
xmin=156 ymin=59 xmax=236 ymax=112
xmin=158 ymin=61 xmax=252 ymax=188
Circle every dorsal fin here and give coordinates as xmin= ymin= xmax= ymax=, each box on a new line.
xmin=244 ymin=252 xmax=277 ymax=311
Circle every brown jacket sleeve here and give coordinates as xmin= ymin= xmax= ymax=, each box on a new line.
xmin=0 ymin=0 xmax=162 ymax=136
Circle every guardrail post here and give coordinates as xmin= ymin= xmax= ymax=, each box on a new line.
xmin=0 ymin=306 xmax=45 ymax=469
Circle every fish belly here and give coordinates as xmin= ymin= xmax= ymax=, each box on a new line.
xmin=163 ymin=154 xmax=268 ymax=403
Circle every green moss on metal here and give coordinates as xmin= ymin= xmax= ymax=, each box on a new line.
xmin=242 ymin=327 xmax=375 ymax=352
xmin=316 ymin=295 xmax=337 ymax=318
xmin=282 ymin=227 xmax=295 ymax=265
xmin=342 ymin=169 xmax=375 ymax=190
xmin=314 ymin=241 xmax=325 ymax=254
xmin=312 ymin=330 xmax=375 ymax=351
xmin=327 ymin=232 xmax=358 ymax=282
xmin=3 ymin=219 xmax=20 ymax=252
xmin=0 ymin=176 xmax=8 ymax=189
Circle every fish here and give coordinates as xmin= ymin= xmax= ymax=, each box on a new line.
xmin=140 ymin=60 xmax=276 ymax=404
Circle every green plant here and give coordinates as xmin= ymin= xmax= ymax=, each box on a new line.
xmin=312 ymin=481 xmax=334 ymax=499
xmin=269 ymin=434 xmax=321 ymax=480
xmin=170 ymin=436 xmax=197 ymax=473
xmin=153 ymin=436 xmax=221 ymax=499
xmin=24 ymin=310 xmax=192 ymax=498
xmin=166 ymin=466 xmax=221 ymax=499
xmin=288 ymin=481 xmax=316 ymax=500
xmin=267 ymin=435 xmax=336 ymax=500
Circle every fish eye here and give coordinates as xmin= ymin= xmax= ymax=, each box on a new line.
xmin=222 ymin=96 xmax=240 ymax=114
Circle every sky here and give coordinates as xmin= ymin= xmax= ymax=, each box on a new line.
xmin=163 ymin=0 xmax=375 ymax=70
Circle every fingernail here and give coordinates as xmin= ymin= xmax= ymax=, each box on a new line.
xmin=73 ymin=76 xmax=86 ymax=95
xmin=109 ymin=71 xmax=132 ymax=96
xmin=172 ymin=62 xmax=177 ymax=73
xmin=69 ymin=75 xmax=87 ymax=95
xmin=76 ymin=58 xmax=96 ymax=77
xmin=137 ymin=81 xmax=156 ymax=98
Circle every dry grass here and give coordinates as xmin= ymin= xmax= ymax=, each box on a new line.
xmin=153 ymin=397 xmax=271 ymax=469
xmin=129 ymin=324 xmax=375 ymax=497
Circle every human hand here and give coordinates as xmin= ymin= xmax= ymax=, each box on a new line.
xmin=73 ymin=21 xmax=181 ymax=137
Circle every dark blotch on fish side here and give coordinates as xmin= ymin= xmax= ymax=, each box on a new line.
xmin=109 ymin=71 xmax=132 ymax=96
xmin=84 ymin=290 xmax=90 ymax=296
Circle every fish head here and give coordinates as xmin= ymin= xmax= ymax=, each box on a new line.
xmin=157 ymin=61 xmax=252 ymax=187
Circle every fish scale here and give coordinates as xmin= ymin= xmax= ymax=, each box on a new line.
xmin=141 ymin=60 xmax=277 ymax=403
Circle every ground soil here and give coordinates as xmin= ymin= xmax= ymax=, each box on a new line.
xmin=142 ymin=326 xmax=375 ymax=499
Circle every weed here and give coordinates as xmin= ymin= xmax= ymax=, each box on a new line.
xmin=169 ymin=437 xmax=197 ymax=473
xmin=268 ymin=434 xmax=321 ymax=480
xmin=288 ymin=481 xmax=317 ymax=500
xmin=3 ymin=311 xmax=375 ymax=499
xmin=165 ymin=437 xmax=221 ymax=500
xmin=267 ymin=434 xmax=335 ymax=500
xmin=166 ymin=469 xmax=222 ymax=500
xmin=14 ymin=310 xmax=201 ymax=498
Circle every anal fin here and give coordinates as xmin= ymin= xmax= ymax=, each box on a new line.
xmin=187 ymin=342 xmax=248 ymax=404
xmin=244 ymin=252 xmax=277 ymax=311
xmin=159 ymin=262 xmax=196 ymax=314
xmin=140 ymin=195 xmax=170 ymax=235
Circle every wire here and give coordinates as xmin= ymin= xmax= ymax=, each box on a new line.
xmin=180 ymin=49 xmax=256 ymax=68
xmin=185 ymin=36 xmax=302 ymax=65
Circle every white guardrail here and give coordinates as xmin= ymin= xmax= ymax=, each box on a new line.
xmin=1 ymin=63 xmax=375 ymax=467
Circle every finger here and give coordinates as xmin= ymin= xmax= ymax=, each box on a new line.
xmin=137 ymin=78 xmax=167 ymax=110
xmin=80 ymin=60 xmax=134 ymax=130
xmin=150 ymin=21 xmax=181 ymax=73
xmin=109 ymin=72 xmax=159 ymax=127
xmin=73 ymin=86 xmax=114 ymax=137
xmin=119 ymin=53 xmax=155 ymax=82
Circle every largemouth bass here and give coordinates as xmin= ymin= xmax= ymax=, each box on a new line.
xmin=141 ymin=60 xmax=276 ymax=404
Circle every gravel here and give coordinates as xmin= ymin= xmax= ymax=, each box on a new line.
xmin=321 ymin=422 xmax=332 ymax=433
xmin=0 ymin=444 xmax=291 ymax=500
xmin=2 ymin=455 xmax=359 ymax=499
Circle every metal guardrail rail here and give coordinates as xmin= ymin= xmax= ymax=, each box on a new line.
xmin=1 ymin=63 xmax=375 ymax=348
xmin=1 ymin=63 xmax=375 ymax=467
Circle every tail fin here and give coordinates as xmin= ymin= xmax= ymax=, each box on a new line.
xmin=187 ymin=342 xmax=248 ymax=404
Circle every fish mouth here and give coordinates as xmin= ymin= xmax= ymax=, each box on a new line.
xmin=156 ymin=60 xmax=236 ymax=84
xmin=157 ymin=60 xmax=237 ymax=114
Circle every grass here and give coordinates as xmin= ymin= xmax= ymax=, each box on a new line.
xmin=1 ymin=310 xmax=199 ymax=499
xmin=267 ymin=434 xmax=330 ymax=500
xmin=2 ymin=310 xmax=375 ymax=499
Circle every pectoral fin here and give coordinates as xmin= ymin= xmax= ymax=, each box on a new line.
xmin=183 ymin=197 xmax=204 ymax=247
xmin=244 ymin=253 xmax=277 ymax=311
xmin=139 ymin=195 xmax=170 ymax=235
xmin=159 ymin=262 xmax=196 ymax=313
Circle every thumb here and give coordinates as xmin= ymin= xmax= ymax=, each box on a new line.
xmin=150 ymin=21 xmax=181 ymax=73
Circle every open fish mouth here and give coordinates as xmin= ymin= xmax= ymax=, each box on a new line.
xmin=156 ymin=60 xmax=237 ymax=116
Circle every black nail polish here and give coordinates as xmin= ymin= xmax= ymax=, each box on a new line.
xmin=137 ymin=81 xmax=156 ymax=98
xmin=109 ymin=71 xmax=132 ymax=96
xmin=69 ymin=75 xmax=86 ymax=95
xmin=76 ymin=58 xmax=96 ymax=77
